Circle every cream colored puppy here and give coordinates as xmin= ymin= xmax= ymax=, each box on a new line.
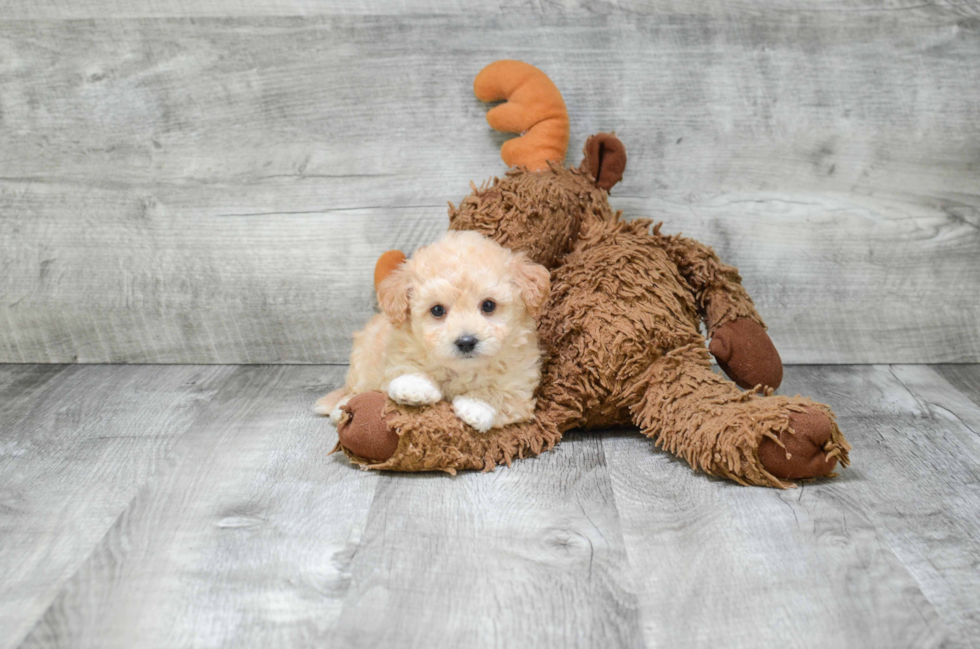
xmin=314 ymin=230 xmax=550 ymax=432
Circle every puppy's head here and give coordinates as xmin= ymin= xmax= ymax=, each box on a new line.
xmin=377 ymin=230 xmax=550 ymax=367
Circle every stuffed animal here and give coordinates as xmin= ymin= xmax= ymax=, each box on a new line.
xmin=330 ymin=60 xmax=850 ymax=488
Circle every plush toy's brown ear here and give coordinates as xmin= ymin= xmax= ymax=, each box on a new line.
xmin=582 ymin=133 xmax=627 ymax=191
xmin=510 ymin=253 xmax=551 ymax=317
xmin=377 ymin=264 xmax=412 ymax=326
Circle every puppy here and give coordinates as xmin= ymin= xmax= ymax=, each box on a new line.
xmin=314 ymin=230 xmax=550 ymax=432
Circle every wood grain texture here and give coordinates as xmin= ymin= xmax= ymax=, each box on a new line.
xmin=1 ymin=11 xmax=978 ymax=364
xmin=16 ymin=365 xmax=381 ymax=649
xmin=0 ymin=364 xmax=236 ymax=649
xmin=603 ymin=370 xmax=947 ymax=647
xmin=331 ymin=432 xmax=643 ymax=649
xmin=1 ymin=364 xmax=980 ymax=646
xmin=933 ymin=364 xmax=980 ymax=411
xmin=4 ymin=0 xmax=980 ymax=19
xmin=790 ymin=365 xmax=980 ymax=649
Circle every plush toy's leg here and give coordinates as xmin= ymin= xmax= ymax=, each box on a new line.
xmin=334 ymin=393 xmax=568 ymax=473
xmin=627 ymin=345 xmax=849 ymax=488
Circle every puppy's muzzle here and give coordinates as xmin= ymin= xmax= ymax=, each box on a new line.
xmin=455 ymin=335 xmax=479 ymax=355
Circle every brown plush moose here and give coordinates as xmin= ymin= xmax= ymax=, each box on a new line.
xmin=329 ymin=60 xmax=850 ymax=488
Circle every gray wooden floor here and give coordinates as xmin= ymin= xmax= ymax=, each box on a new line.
xmin=0 ymin=364 xmax=978 ymax=648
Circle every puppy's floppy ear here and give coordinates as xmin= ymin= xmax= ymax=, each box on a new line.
xmin=510 ymin=252 xmax=551 ymax=317
xmin=377 ymin=264 xmax=412 ymax=326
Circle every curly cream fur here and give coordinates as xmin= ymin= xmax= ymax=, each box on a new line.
xmin=317 ymin=230 xmax=549 ymax=432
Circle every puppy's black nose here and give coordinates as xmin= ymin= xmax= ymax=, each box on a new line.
xmin=455 ymin=335 xmax=478 ymax=354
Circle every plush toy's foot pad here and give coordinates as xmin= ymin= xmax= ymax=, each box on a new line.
xmin=336 ymin=392 xmax=399 ymax=462
xmin=759 ymin=406 xmax=839 ymax=480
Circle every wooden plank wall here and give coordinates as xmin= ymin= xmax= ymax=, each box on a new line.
xmin=1 ymin=1 xmax=978 ymax=363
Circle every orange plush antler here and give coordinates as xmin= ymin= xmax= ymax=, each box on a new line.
xmin=474 ymin=60 xmax=569 ymax=172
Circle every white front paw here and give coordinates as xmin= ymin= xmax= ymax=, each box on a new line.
xmin=452 ymin=396 xmax=497 ymax=433
xmin=328 ymin=395 xmax=352 ymax=426
xmin=388 ymin=374 xmax=442 ymax=406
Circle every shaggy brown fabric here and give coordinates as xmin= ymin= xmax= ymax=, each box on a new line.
xmin=340 ymin=398 xmax=564 ymax=474
xmin=651 ymin=226 xmax=764 ymax=337
xmin=627 ymin=344 xmax=848 ymax=488
xmin=336 ymin=134 xmax=851 ymax=487
xmin=448 ymin=163 xmax=601 ymax=270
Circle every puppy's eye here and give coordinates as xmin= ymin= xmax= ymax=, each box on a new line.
xmin=481 ymin=299 xmax=496 ymax=314
xmin=430 ymin=304 xmax=446 ymax=318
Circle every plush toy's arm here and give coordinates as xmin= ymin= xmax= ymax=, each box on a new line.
xmin=335 ymin=392 xmax=567 ymax=472
xmin=653 ymin=226 xmax=783 ymax=390
xmin=654 ymin=226 xmax=763 ymax=335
